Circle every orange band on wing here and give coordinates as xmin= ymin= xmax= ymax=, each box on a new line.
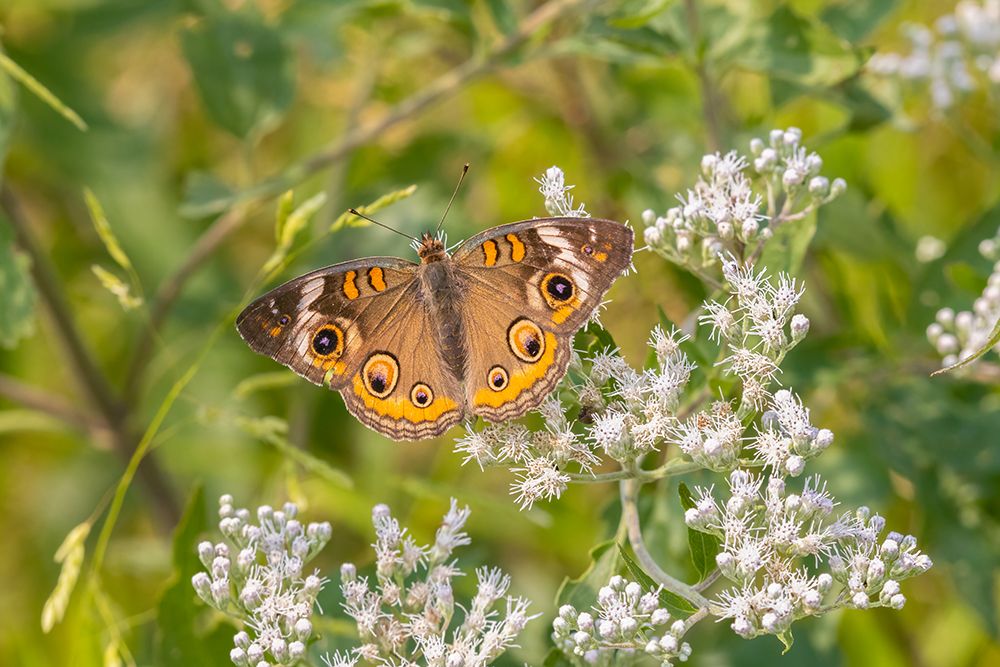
xmin=473 ymin=332 xmax=557 ymax=408
xmin=506 ymin=233 xmax=525 ymax=262
xmin=351 ymin=375 xmax=458 ymax=423
xmin=483 ymin=240 xmax=498 ymax=266
xmin=344 ymin=271 xmax=360 ymax=299
xmin=552 ymin=296 xmax=582 ymax=324
xmin=368 ymin=266 xmax=386 ymax=291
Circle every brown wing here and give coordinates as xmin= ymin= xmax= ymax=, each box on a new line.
xmin=451 ymin=217 xmax=633 ymax=421
xmin=236 ymin=257 xmax=464 ymax=440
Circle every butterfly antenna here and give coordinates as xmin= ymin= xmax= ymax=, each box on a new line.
xmin=347 ymin=208 xmax=419 ymax=243
xmin=436 ymin=163 xmax=470 ymax=235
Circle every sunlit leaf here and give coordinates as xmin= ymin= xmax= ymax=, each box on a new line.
xmin=262 ymin=191 xmax=326 ymax=273
xmin=0 ymin=51 xmax=87 ymax=131
xmin=91 ymin=265 xmax=142 ymax=310
xmin=181 ymin=11 xmax=295 ymax=138
xmin=41 ymin=521 xmax=91 ymax=633
xmin=820 ymin=0 xmax=899 ymax=42
xmin=330 ymin=184 xmax=418 ymax=232
xmin=0 ymin=46 xmax=17 ymax=174
xmin=0 ymin=217 xmax=36 ymax=348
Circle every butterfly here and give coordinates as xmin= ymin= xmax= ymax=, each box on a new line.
xmin=236 ymin=216 xmax=633 ymax=440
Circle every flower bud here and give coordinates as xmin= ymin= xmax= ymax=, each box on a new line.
xmin=830 ymin=178 xmax=847 ymax=198
xmin=642 ymin=209 xmax=656 ymax=225
xmin=289 ymin=641 xmax=306 ymax=660
xmin=750 ymin=137 xmax=765 ymax=155
xmin=808 ymin=176 xmax=830 ymax=198
xmin=230 ymin=647 xmax=248 ymax=667
xmin=644 ymin=226 xmax=662 ymax=246
xmin=651 ymin=608 xmax=671 ymax=625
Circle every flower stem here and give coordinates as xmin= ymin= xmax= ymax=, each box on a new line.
xmin=567 ymin=458 xmax=701 ymax=484
xmin=619 ymin=478 xmax=714 ymax=609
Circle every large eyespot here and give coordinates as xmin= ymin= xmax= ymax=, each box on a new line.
xmin=410 ymin=382 xmax=433 ymax=407
xmin=540 ymin=272 xmax=575 ymax=308
xmin=311 ymin=325 xmax=344 ymax=358
xmin=362 ymin=352 xmax=399 ymax=398
xmin=508 ymin=318 xmax=545 ymax=363
xmin=487 ymin=366 xmax=509 ymax=391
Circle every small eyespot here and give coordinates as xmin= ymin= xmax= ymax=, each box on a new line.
xmin=541 ymin=272 xmax=575 ymax=308
xmin=488 ymin=366 xmax=509 ymax=391
xmin=362 ymin=352 xmax=399 ymax=398
xmin=312 ymin=325 xmax=344 ymax=358
xmin=507 ymin=318 xmax=545 ymax=363
xmin=410 ymin=383 xmax=433 ymax=407
xmin=278 ymin=314 xmax=291 ymax=326
xmin=582 ymin=244 xmax=594 ymax=255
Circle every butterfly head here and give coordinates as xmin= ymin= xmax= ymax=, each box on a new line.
xmin=415 ymin=231 xmax=448 ymax=264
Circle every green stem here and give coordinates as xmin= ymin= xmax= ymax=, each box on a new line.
xmin=567 ymin=458 xmax=701 ymax=483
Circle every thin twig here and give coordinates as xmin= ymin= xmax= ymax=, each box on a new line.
xmin=0 ymin=373 xmax=99 ymax=434
xmin=567 ymin=458 xmax=702 ymax=483
xmin=620 ymin=478 xmax=714 ymax=609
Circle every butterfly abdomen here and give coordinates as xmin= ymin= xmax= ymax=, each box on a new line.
xmin=420 ymin=259 xmax=468 ymax=386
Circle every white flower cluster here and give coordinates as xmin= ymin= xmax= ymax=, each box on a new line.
xmin=454 ymin=325 xmax=695 ymax=510
xmin=192 ymin=494 xmax=333 ymax=667
xmin=552 ymin=576 xmax=692 ymax=666
xmin=869 ymin=1 xmax=1000 ymax=110
xmin=641 ymin=128 xmax=844 ymax=269
xmin=688 ymin=473 xmax=932 ymax=640
xmin=332 ymin=499 xmax=536 ymax=666
xmin=537 ymin=165 xmax=589 ymax=217
xmin=928 ymin=226 xmax=1000 ymax=368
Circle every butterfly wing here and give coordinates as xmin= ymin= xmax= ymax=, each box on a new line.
xmin=237 ymin=257 xmax=464 ymax=440
xmin=451 ymin=217 xmax=633 ymax=422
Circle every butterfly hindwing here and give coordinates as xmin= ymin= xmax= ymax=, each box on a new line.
xmin=452 ymin=217 xmax=634 ymax=421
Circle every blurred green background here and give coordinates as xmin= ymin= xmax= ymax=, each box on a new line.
xmin=0 ymin=0 xmax=998 ymax=665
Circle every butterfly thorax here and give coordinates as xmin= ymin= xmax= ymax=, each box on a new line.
xmin=417 ymin=233 xmax=448 ymax=263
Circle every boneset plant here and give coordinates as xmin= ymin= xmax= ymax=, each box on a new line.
xmin=456 ymin=130 xmax=932 ymax=664
xmin=194 ymin=496 xmax=536 ymax=667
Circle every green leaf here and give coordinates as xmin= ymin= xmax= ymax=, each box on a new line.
xmin=778 ymin=629 xmax=795 ymax=654
xmin=677 ymin=482 xmax=721 ymax=582
xmin=0 ymin=51 xmax=87 ymax=131
xmin=932 ymin=317 xmax=1000 ymax=377
xmin=181 ymin=11 xmax=295 ymax=138
xmin=262 ymin=191 xmax=327 ymax=274
xmin=713 ymin=6 xmax=861 ymax=87
xmin=759 ymin=212 xmax=817 ymax=278
xmin=618 ymin=545 xmax=697 ymax=615
xmin=484 ymin=0 xmax=517 ymax=35
xmin=819 ymin=0 xmax=899 ymax=43
xmin=0 ymin=217 xmax=37 ymax=348
xmin=606 ymin=0 xmax=678 ymax=29
xmin=178 ymin=171 xmax=236 ymax=219
xmin=542 ymin=648 xmax=575 ymax=667
xmin=581 ymin=320 xmax=618 ymax=354
xmin=155 ymin=486 xmax=234 ymax=666
xmin=90 ymin=265 xmax=142 ymax=310
xmin=330 ymin=184 xmax=418 ymax=232
xmin=232 ymin=370 xmax=298 ymax=399
xmin=555 ymin=540 xmax=621 ymax=609
xmin=232 ymin=414 xmax=353 ymax=488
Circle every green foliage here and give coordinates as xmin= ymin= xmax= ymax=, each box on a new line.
xmin=618 ymin=545 xmax=697 ymax=615
xmin=181 ymin=9 xmax=295 ymax=139
xmin=0 ymin=217 xmax=35 ymax=348
xmin=155 ymin=486 xmax=235 ymax=665
xmin=677 ymin=482 xmax=720 ymax=582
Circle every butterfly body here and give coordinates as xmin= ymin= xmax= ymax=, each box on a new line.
xmin=237 ymin=217 xmax=633 ymax=441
